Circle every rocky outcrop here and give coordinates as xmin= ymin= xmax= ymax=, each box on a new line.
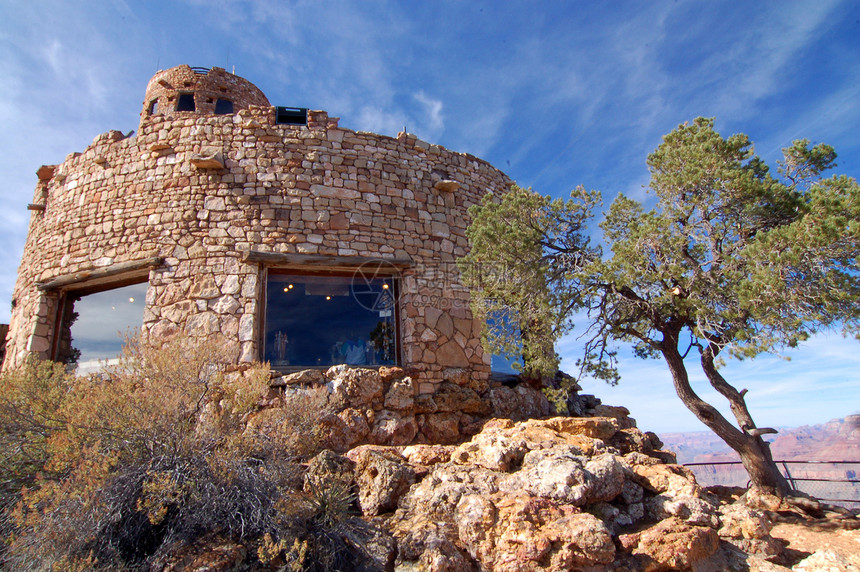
xmin=245 ymin=367 xmax=859 ymax=570
xmin=290 ymin=412 xmax=796 ymax=571
xmin=379 ymin=416 xmax=725 ymax=570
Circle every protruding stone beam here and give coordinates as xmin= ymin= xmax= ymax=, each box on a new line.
xmin=242 ymin=250 xmax=412 ymax=270
xmin=434 ymin=179 xmax=460 ymax=192
xmin=190 ymin=146 xmax=224 ymax=169
xmin=36 ymin=257 xmax=164 ymax=291
xmin=36 ymin=165 xmax=56 ymax=181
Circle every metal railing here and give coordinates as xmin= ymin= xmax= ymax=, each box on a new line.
xmin=683 ymin=460 xmax=860 ymax=509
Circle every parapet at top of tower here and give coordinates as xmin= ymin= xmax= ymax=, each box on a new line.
xmin=140 ymin=65 xmax=270 ymax=128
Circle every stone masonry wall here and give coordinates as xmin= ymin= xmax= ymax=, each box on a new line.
xmin=4 ymin=67 xmax=512 ymax=394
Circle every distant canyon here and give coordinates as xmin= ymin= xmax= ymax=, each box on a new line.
xmin=660 ymin=415 xmax=860 ymax=508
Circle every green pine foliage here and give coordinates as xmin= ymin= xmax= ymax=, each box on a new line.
xmin=460 ymin=117 xmax=860 ymax=493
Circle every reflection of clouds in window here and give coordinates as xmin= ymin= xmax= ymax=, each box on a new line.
xmin=70 ymin=282 xmax=147 ymax=373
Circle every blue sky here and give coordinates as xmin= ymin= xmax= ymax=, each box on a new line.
xmin=1 ymin=1 xmax=858 ymax=433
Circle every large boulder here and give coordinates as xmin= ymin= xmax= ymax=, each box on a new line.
xmin=718 ymin=501 xmax=783 ymax=557
xmin=370 ymin=410 xmax=419 ymax=446
xmin=325 ymin=365 xmax=384 ymax=408
xmin=500 ymin=449 xmax=625 ymax=506
xmin=456 ymin=493 xmax=616 ymax=570
xmin=619 ymin=517 xmax=720 ymax=571
xmin=350 ymin=446 xmax=416 ymax=516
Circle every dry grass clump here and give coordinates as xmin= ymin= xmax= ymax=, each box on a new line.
xmin=0 ymin=334 xmax=362 ymax=571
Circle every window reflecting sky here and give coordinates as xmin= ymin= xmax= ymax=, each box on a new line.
xmin=69 ymin=282 xmax=147 ymax=372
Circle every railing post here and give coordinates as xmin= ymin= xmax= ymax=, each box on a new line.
xmin=780 ymin=461 xmax=797 ymax=492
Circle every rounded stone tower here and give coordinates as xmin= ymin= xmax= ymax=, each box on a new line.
xmin=4 ymin=65 xmax=512 ymax=392
xmin=140 ymin=65 xmax=270 ymax=125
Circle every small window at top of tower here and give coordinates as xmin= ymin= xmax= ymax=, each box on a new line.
xmin=176 ymin=93 xmax=196 ymax=112
xmin=215 ymin=98 xmax=234 ymax=115
xmin=148 ymin=100 xmax=158 ymax=115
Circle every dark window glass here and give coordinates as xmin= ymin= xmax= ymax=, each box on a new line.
xmin=62 ymin=282 xmax=148 ymax=374
xmin=276 ymin=106 xmax=308 ymax=125
xmin=265 ymin=273 xmax=398 ymax=368
xmin=176 ymin=93 xmax=196 ymax=112
xmin=214 ymin=98 xmax=234 ymax=115
xmin=148 ymin=100 xmax=158 ymax=115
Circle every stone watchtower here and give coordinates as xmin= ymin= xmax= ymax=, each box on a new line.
xmin=141 ymin=65 xmax=270 ymax=119
xmin=3 ymin=65 xmax=513 ymax=393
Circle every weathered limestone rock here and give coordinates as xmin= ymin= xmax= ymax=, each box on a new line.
xmin=317 ymin=411 xmax=357 ymax=452
xmin=488 ymin=385 xmax=553 ymax=420
xmin=378 ymin=366 xmax=405 ymax=382
xmin=400 ymin=444 xmax=455 ymax=467
xmin=630 ymin=462 xmax=703 ymax=497
xmin=370 ymin=410 xmax=418 ymax=446
xmin=337 ymin=407 xmax=371 ymax=445
xmin=793 ymin=550 xmax=859 ymax=572
xmin=384 ymin=377 xmax=415 ymax=410
xmin=591 ymin=404 xmax=637 ymax=429
xmin=501 ymin=449 xmax=625 ymax=506
xmin=418 ymin=412 xmax=462 ymax=444
xmin=350 ymin=447 xmax=416 ymax=516
xmin=391 ymin=520 xmax=473 ymax=571
xmin=338 ymin=522 xmax=398 ymax=571
xmin=718 ymin=501 xmax=782 ymax=557
xmin=304 ymin=449 xmax=356 ymax=491
xmin=450 ymin=427 xmax=529 ymax=472
xmin=433 ymin=383 xmax=488 ymax=415
xmin=456 ymin=493 xmax=616 ymax=570
xmin=233 ymin=397 xmax=819 ymax=572
xmin=271 ymin=368 xmax=325 ymax=386
xmin=326 ymin=365 xmax=384 ymax=408
xmin=621 ymin=517 xmax=720 ymax=571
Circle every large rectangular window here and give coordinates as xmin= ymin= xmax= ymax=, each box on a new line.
xmin=57 ymin=282 xmax=148 ymax=374
xmin=265 ymin=272 xmax=398 ymax=368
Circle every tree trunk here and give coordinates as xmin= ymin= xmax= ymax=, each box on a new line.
xmin=660 ymin=340 xmax=790 ymax=496
xmin=699 ymin=344 xmax=790 ymax=496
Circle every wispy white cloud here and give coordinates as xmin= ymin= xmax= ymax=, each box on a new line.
xmin=355 ymin=105 xmax=406 ymax=137
xmin=413 ymin=91 xmax=444 ymax=138
xmin=703 ymin=1 xmax=842 ymax=119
